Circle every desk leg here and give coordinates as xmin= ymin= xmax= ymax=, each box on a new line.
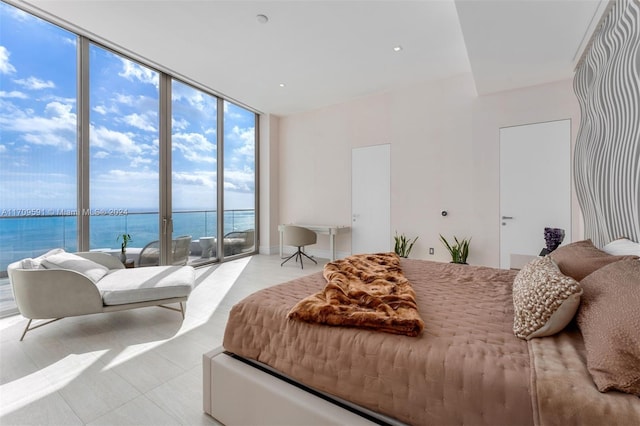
xmin=279 ymin=229 xmax=284 ymax=259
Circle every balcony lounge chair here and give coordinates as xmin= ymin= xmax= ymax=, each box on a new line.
xmin=7 ymin=249 xmax=195 ymax=340
xmin=138 ymin=235 xmax=192 ymax=267
xmin=223 ymin=229 xmax=255 ymax=256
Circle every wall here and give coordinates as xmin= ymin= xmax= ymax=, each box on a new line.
xmin=574 ymin=0 xmax=640 ymax=247
xmin=277 ymin=74 xmax=581 ymax=267
xmin=258 ymin=114 xmax=281 ymax=254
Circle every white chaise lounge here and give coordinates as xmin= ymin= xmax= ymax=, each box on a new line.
xmin=7 ymin=249 xmax=195 ymax=340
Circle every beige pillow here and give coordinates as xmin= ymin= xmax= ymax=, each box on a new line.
xmin=577 ymin=259 xmax=640 ymax=396
xmin=41 ymin=252 xmax=109 ymax=283
xmin=550 ymin=239 xmax=637 ymax=281
xmin=513 ymin=256 xmax=582 ymax=340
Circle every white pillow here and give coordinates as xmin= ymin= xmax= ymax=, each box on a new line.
xmin=41 ymin=252 xmax=109 ymax=283
xmin=25 ymin=248 xmax=66 ymax=269
xmin=603 ymin=238 xmax=640 ymax=256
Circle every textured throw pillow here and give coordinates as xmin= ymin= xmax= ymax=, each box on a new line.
xmin=550 ymin=239 xmax=637 ymax=281
xmin=41 ymin=252 xmax=109 ymax=283
xmin=603 ymin=237 xmax=640 ymax=256
xmin=577 ymin=259 xmax=640 ymax=396
xmin=513 ymin=256 xmax=582 ymax=340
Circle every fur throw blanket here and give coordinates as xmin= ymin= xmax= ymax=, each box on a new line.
xmin=287 ymin=253 xmax=424 ymax=337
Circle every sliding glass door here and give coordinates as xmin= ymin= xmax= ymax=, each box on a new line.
xmin=89 ymin=45 xmax=160 ymax=265
xmin=222 ymin=101 xmax=256 ymax=257
xmin=171 ymin=80 xmax=218 ymax=264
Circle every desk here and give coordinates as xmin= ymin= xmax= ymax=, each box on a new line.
xmin=278 ymin=224 xmax=350 ymax=261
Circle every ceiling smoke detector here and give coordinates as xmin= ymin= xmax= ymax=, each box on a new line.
xmin=256 ymin=14 xmax=269 ymax=24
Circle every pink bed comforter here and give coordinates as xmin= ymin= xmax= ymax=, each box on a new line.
xmin=223 ymin=259 xmax=532 ymax=425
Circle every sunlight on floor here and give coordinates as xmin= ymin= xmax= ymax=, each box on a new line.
xmin=101 ymin=257 xmax=251 ymax=371
xmin=0 ymin=254 xmax=323 ymax=425
xmin=0 ymin=351 xmax=107 ymax=415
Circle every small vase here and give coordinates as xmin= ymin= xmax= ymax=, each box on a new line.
xmin=120 ymin=250 xmax=127 ymax=263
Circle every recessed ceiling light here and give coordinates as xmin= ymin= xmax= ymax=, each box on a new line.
xmin=393 ymin=45 xmax=403 ymax=52
xmin=279 ymin=83 xmax=286 ymax=87
xmin=256 ymin=14 xmax=269 ymax=24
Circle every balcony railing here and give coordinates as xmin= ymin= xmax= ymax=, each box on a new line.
xmin=0 ymin=208 xmax=255 ymax=316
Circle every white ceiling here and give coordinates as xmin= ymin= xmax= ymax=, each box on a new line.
xmin=17 ymin=0 xmax=608 ymax=116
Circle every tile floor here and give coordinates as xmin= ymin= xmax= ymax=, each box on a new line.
xmin=0 ymin=254 xmax=324 ymax=425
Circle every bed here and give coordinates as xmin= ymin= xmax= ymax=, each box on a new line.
xmin=203 ymin=246 xmax=640 ymax=425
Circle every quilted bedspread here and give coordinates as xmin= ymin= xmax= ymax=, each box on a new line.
xmin=287 ymin=253 xmax=424 ymax=337
xmin=223 ymin=259 xmax=533 ymax=425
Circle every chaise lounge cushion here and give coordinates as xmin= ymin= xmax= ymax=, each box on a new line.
xmin=96 ymin=265 xmax=195 ymax=305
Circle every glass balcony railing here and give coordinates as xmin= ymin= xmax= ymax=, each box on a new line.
xmin=0 ymin=209 xmax=255 ymax=317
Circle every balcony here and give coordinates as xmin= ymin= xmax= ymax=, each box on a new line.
xmin=0 ymin=209 xmax=255 ymax=316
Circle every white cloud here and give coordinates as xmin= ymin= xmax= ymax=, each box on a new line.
xmin=94 ymin=151 xmax=109 ymax=159
xmin=14 ymin=76 xmax=55 ymax=90
xmin=115 ymin=93 xmax=134 ymax=106
xmin=0 ymin=46 xmax=17 ymax=75
xmin=224 ymin=167 xmax=254 ymax=193
xmin=93 ymin=105 xmax=107 ymax=115
xmin=63 ymin=37 xmax=76 ymax=47
xmin=172 ymin=132 xmax=216 ymax=163
xmin=119 ymin=58 xmax=158 ymax=87
xmin=0 ymin=90 xmax=27 ymax=99
xmin=172 ymin=117 xmax=189 ymax=131
xmin=130 ymin=156 xmax=152 ymax=168
xmin=90 ymin=125 xmax=143 ymax=156
xmin=173 ymin=171 xmax=215 ymax=188
xmin=123 ymin=113 xmax=157 ymax=132
xmin=0 ymin=145 xmax=6 ymax=154
xmin=0 ymin=101 xmax=76 ymax=151
xmin=23 ymin=132 xmax=74 ymax=150
xmin=231 ymin=125 xmax=255 ymax=158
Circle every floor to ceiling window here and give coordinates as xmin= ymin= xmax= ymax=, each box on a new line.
xmin=171 ymin=80 xmax=218 ymax=263
xmin=0 ymin=2 xmax=259 ymax=317
xmin=0 ymin=3 xmax=78 ymax=316
xmin=89 ymin=45 xmax=160 ymax=259
xmin=222 ymin=101 xmax=256 ymax=257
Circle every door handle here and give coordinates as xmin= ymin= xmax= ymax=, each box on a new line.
xmin=502 ymin=216 xmax=514 ymax=220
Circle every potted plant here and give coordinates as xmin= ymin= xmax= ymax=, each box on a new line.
xmin=439 ymin=235 xmax=471 ymax=264
xmin=394 ymin=232 xmax=418 ymax=258
xmin=117 ymin=233 xmax=132 ymax=263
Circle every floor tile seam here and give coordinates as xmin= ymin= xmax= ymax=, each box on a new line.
xmin=54 ymin=384 xmax=103 ymax=425
xmin=142 ymin=383 xmax=192 ymax=425
xmin=86 ymin=393 xmax=178 ymax=426
xmin=104 ymin=347 xmax=188 ymax=396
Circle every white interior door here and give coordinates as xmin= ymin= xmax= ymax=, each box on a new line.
xmin=352 ymin=144 xmax=390 ymax=254
xmin=500 ymin=120 xmax=571 ymax=268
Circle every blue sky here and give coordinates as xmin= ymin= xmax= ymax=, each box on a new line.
xmin=0 ymin=2 xmax=255 ymax=213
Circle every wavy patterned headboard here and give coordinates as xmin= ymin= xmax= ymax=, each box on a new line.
xmin=573 ymin=0 xmax=640 ymax=247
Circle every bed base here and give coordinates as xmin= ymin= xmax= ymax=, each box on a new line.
xmin=203 ymin=347 xmax=406 ymax=426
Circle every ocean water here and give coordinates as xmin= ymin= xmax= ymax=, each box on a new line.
xmin=0 ymin=209 xmax=254 ymax=271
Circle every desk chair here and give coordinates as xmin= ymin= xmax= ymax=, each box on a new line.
xmin=281 ymin=225 xmax=317 ymax=269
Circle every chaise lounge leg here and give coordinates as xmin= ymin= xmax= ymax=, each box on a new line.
xmin=157 ymin=302 xmax=186 ymax=319
xmin=19 ymin=319 xmax=31 ymax=341
xmin=20 ymin=317 xmax=64 ymax=341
